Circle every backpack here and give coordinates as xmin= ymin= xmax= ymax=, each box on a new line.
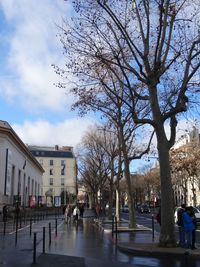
xmin=177 ymin=208 xmax=184 ymax=226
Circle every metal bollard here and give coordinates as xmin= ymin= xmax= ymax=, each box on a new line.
xmin=49 ymin=223 xmax=51 ymax=246
xmin=115 ymin=216 xmax=118 ymax=242
xmin=111 ymin=215 xmax=114 ymax=237
xmin=43 ymin=227 xmax=46 ymax=253
xmin=33 ymin=232 xmax=37 ymax=264
xmin=30 ymin=218 xmax=32 ymax=236
xmin=55 ymin=219 xmax=57 ymax=236
xmin=3 ymin=221 xmax=6 ymax=235
xmin=15 ymin=214 xmax=18 ymax=246
xmin=152 ymin=214 xmax=155 ymax=241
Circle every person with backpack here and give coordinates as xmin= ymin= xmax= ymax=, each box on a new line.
xmin=177 ymin=204 xmax=186 ymax=247
xmin=182 ymin=206 xmax=195 ymax=249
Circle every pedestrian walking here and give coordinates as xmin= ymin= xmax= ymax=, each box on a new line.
xmin=79 ymin=204 xmax=84 ymax=218
xmin=64 ymin=204 xmax=72 ymax=223
xmin=3 ymin=204 xmax=8 ymax=222
xmin=156 ymin=207 xmax=161 ymax=225
xmin=177 ymin=204 xmax=186 ymax=247
xmin=182 ymin=206 xmax=195 ymax=249
xmin=73 ymin=206 xmax=80 ymax=223
xmin=96 ymin=204 xmax=101 ymax=219
xmin=62 ymin=205 xmax=67 ymax=220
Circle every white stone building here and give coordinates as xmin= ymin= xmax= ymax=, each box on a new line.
xmin=173 ymin=126 xmax=200 ymax=207
xmin=0 ymin=120 xmax=44 ymax=208
xmin=28 ymin=145 xmax=77 ymax=205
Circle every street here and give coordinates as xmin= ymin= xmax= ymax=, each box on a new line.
xmin=1 ymin=210 xmax=199 ymax=266
xmin=121 ymin=210 xmax=200 ymax=245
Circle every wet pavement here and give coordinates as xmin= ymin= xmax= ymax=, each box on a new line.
xmin=0 ymin=209 xmax=200 ymax=266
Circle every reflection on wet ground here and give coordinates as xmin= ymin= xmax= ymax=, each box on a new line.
xmin=42 ymin=219 xmax=200 ymax=267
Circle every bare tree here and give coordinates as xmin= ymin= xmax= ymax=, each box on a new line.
xmin=56 ymin=0 xmax=200 ymax=246
xmin=77 ymin=126 xmax=121 ymax=214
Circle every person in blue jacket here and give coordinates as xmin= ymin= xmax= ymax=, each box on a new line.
xmin=182 ymin=206 xmax=195 ymax=249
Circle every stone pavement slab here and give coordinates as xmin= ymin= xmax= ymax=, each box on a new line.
xmin=31 ymin=253 xmax=141 ymax=267
xmin=32 ymin=253 xmax=85 ymax=267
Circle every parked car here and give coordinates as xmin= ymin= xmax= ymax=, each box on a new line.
xmin=122 ymin=204 xmax=129 ymax=213
xmin=174 ymin=206 xmax=200 ymax=226
xmin=138 ymin=204 xmax=151 ymax=214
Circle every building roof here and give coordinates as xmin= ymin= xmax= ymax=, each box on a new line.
xmin=30 ymin=149 xmax=74 ymax=158
xmin=28 ymin=145 xmax=75 ymax=158
xmin=0 ymin=120 xmax=44 ymax=173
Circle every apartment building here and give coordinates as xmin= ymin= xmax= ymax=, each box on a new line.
xmin=0 ymin=120 xmax=44 ymax=208
xmin=28 ymin=145 xmax=77 ymax=206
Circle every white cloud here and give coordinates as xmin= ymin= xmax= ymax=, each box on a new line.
xmin=12 ymin=118 xmax=95 ymax=149
xmin=0 ymin=0 xmax=73 ymax=112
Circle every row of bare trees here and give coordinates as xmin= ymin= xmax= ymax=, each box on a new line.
xmin=77 ymin=126 xmax=120 ymax=220
xmin=55 ymin=0 xmax=200 ymax=247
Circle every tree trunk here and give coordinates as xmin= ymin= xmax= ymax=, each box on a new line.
xmin=157 ymin=138 xmax=176 ymax=247
xmin=124 ymin=154 xmax=136 ymax=228
xmin=115 ymin=189 xmax=120 ymax=221
xmin=108 ymin=180 xmax=114 ymax=220
xmin=119 ymin=125 xmax=136 ymax=228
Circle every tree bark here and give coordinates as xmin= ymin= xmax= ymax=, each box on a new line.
xmin=157 ymin=135 xmax=176 ymax=246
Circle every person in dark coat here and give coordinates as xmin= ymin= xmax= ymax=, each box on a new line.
xmin=156 ymin=207 xmax=161 ymax=225
xmin=3 ymin=204 xmax=8 ymax=222
xmin=79 ymin=204 xmax=85 ymax=218
xmin=189 ymin=206 xmax=197 ymax=249
xmin=182 ymin=206 xmax=195 ymax=249
xmin=177 ymin=204 xmax=186 ymax=247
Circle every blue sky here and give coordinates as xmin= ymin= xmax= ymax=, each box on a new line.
xmin=0 ymin=0 xmax=95 ymax=148
xmin=0 ymin=1 xmax=198 ymax=173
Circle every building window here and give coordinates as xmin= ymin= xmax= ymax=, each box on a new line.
xmin=61 ymin=160 xmax=66 ymax=166
xmin=28 ymin=177 xmax=30 ymax=196
xmin=18 ymin=170 xmax=21 ymax=195
xmin=32 ymin=179 xmax=34 ymax=195
xmin=61 ymin=178 xmax=65 ymax=186
xmin=50 ymin=168 xmax=53 ymax=175
xmin=61 ymin=168 xmax=65 ymax=175
xmin=49 ymin=178 xmax=53 ymax=186
xmin=50 ymin=160 xmax=54 ymax=166
xmin=61 ymin=161 xmax=66 ymax=175
xmin=61 ymin=188 xmax=64 ymax=194
xmin=35 ymin=181 xmax=37 ymax=196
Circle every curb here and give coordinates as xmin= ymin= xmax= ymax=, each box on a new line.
xmin=117 ymin=242 xmax=200 ymax=259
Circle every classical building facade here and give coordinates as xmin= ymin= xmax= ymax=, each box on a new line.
xmin=28 ymin=145 xmax=77 ymax=205
xmin=0 ymin=120 xmax=44 ymax=209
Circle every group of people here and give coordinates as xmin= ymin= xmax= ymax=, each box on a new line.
xmin=177 ymin=204 xmax=196 ymax=249
xmin=63 ymin=204 xmax=85 ymax=224
xmin=156 ymin=204 xmax=196 ymax=249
